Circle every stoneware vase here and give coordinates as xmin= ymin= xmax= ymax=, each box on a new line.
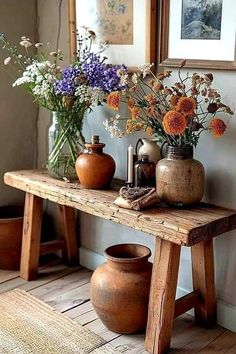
xmin=90 ymin=244 xmax=152 ymax=334
xmin=136 ymin=138 xmax=161 ymax=164
xmin=75 ymin=135 xmax=116 ymax=189
xmin=156 ymin=145 xmax=205 ymax=207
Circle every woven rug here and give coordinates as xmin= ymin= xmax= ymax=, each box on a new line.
xmin=0 ymin=289 xmax=120 ymax=353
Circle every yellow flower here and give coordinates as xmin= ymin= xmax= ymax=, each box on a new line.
xmin=176 ymin=97 xmax=196 ymax=116
xmin=163 ymin=111 xmax=187 ymax=135
xmin=107 ymin=92 xmax=120 ymax=110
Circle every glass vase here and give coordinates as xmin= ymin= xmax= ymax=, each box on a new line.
xmin=47 ymin=111 xmax=85 ymax=180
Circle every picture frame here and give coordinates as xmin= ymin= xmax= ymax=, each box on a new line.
xmin=68 ymin=0 xmax=157 ymax=72
xmin=159 ymin=0 xmax=236 ymax=70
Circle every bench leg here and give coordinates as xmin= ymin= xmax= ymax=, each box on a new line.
xmin=20 ymin=193 xmax=43 ymax=281
xmin=145 ymin=239 xmax=181 ymax=354
xmin=59 ymin=205 xmax=78 ymax=266
xmin=191 ymin=239 xmax=217 ymax=327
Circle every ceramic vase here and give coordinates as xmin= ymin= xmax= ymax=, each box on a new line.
xmin=156 ymin=146 xmax=205 ymax=207
xmin=75 ymin=135 xmax=115 ymax=189
xmin=90 ymin=243 xmax=152 ymax=334
xmin=136 ymin=138 xmax=161 ymax=164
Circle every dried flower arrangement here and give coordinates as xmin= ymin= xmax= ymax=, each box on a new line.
xmin=104 ymin=61 xmax=234 ymax=146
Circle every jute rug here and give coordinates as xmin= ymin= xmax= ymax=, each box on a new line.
xmin=0 ymin=289 xmax=120 ymax=353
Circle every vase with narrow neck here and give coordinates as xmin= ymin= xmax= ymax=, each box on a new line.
xmin=47 ymin=111 xmax=85 ymax=180
xmin=75 ymin=135 xmax=116 ymax=189
xmin=156 ymin=145 xmax=205 ymax=207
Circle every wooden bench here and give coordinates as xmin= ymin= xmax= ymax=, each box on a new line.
xmin=4 ymin=169 xmax=236 ymax=354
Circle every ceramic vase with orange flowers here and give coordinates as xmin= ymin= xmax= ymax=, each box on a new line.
xmin=156 ymin=145 xmax=205 ymax=207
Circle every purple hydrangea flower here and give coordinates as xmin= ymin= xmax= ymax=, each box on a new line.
xmin=82 ymin=53 xmax=128 ymax=92
xmin=63 ymin=66 xmax=80 ymax=81
xmin=54 ymin=78 xmax=75 ymax=96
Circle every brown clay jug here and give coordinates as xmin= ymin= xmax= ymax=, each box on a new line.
xmin=75 ymin=135 xmax=116 ymax=189
xmin=156 ymin=145 xmax=205 ymax=206
xmin=90 ymin=244 xmax=152 ymax=334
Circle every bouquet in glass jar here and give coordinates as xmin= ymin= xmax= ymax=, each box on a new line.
xmin=0 ymin=30 xmax=127 ymax=179
xmin=104 ymin=61 xmax=234 ymax=146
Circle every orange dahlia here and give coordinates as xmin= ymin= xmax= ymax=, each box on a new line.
xmin=176 ymin=96 xmax=196 ymax=116
xmin=145 ymin=126 xmax=154 ymax=136
xmin=107 ymin=92 xmax=120 ymax=110
xmin=163 ymin=111 xmax=187 ymax=135
xmin=130 ymin=106 xmax=140 ymax=119
xmin=209 ymin=118 xmax=226 ymax=137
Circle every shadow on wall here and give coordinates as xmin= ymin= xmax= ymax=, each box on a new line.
xmin=205 ymin=170 xmax=234 ymax=207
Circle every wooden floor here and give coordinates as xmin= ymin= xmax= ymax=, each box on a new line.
xmin=1 ymin=261 xmax=236 ymax=353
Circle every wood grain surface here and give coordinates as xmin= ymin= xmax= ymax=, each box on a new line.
xmin=4 ymin=170 xmax=236 ymax=247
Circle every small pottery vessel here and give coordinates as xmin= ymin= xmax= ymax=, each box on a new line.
xmin=90 ymin=244 xmax=152 ymax=334
xmin=134 ymin=154 xmax=156 ymax=187
xmin=136 ymin=138 xmax=161 ymax=164
xmin=156 ymin=146 xmax=205 ymax=207
xmin=75 ymin=135 xmax=116 ymax=189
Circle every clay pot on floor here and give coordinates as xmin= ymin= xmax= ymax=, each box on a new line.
xmin=0 ymin=206 xmax=23 ymax=270
xmin=90 ymin=243 xmax=152 ymax=334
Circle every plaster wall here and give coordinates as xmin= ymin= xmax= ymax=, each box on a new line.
xmin=0 ymin=0 xmax=38 ymax=206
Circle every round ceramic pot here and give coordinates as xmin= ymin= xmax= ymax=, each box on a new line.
xmin=156 ymin=146 xmax=205 ymax=207
xmin=0 ymin=206 xmax=23 ymax=270
xmin=75 ymin=135 xmax=116 ymax=189
xmin=90 ymin=243 xmax=152 ymax=334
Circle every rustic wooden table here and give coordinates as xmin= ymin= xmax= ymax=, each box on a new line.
xmin=4 ymin=169 xmax=236 ymax=354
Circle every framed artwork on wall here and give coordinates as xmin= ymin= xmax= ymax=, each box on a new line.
xmin=159 ymin=0 xmax=236 ymax=70
xmin=68 ymin=0 xmax=157 ymax=71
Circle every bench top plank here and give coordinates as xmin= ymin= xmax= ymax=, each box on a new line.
xmin=4 ymin=170 xmax=236 ymax=246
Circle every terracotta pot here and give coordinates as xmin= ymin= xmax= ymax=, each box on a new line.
xmin=0 ymin=206 xmax=23 ymax=270
xmin=136 ymin=138 xmax=161 ymax=164
xmin=90 ymin=243 xmax=152 ymax=334
xmin=156 ymin=146 xmax=205 ymax=207
xmin=75 ymin=135 xmax=116 ymax=189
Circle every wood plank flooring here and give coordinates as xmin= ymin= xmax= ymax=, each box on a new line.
xmin=0 ymin=263 xmax=235 ymax=353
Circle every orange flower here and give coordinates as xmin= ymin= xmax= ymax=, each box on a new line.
xmin=176 ymin=97 xmax=196 ymax=116
xmin=128 ymin=98 xmax=134 ymax=110
xmin=170 ymin=95 xmax=180 ymax=108
xmin=145 ymin=94 xmax=157 ymax=106
xmin=146 ymin=107 xmax=155 ymax=116
xmin=107 ymin=92 xmax=120 ymax=110
xmin=126 ymin=119 xmax=133 ymax=134
xmin=133 ymin=123 xmax=143 ymax=131
xmin=145 ymin=126 xmax=154 ymax=135
xmin=209 ymin=118 xmax=226 ymax=137
xmin=130 ymin=106 xmax=140 ymax=119
xmin=163 ymin=111 xmax=187 ymax=135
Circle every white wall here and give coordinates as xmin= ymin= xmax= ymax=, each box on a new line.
xmin=37 ymin=0 xmax=236 ymax=330
xmin=0 ymin=0 xmax=38 ymax=206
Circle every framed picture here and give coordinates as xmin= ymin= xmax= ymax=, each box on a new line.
xmin=68 ymin=0 xmax=157 ymax=71
xmin=159 ymin=0 xmax=236 ymax=70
